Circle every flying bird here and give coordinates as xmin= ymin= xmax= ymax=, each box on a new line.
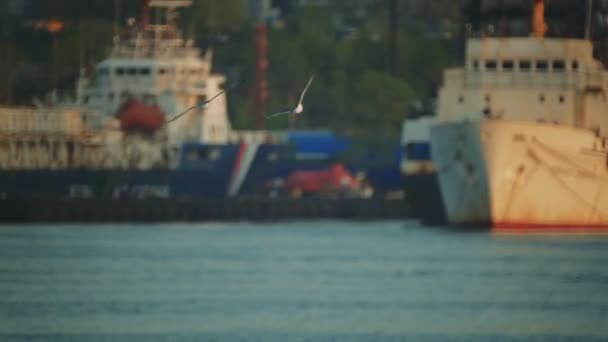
xmin=168 ymin=80 xmax=245 ymax=124
xmin=267 ymin=75 xmax=314 ymax=119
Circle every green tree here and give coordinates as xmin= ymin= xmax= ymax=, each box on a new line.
xmin=55 ymin=19 xmax=115 ymax=76
xmin=346 ymin=70 xmax=414 ymax=136
xmin=181 ymin=0 xmax=248 ymax=48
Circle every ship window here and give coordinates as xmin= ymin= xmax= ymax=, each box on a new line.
xmin=559 ymin=94 xmax=565 ymax=103
xmin=485 ymin=60 xmax=497 ymax=71
xmin=553 ymin=60 xmax=565 ymax=72
xmin=472 ymin=59 xmax=479 ymax=70
xmin=572 ymin=60 xmax=579 ymax=71
xmin=502 ymin=60 xmax=514 ymax=71
xmin=116 ymin=68 xmax=125 ymax=76
xmin=519 ymin=60 xmax=531 ymax=71
xmin=404 ymin=143 xmax=416 ymax=158
xmin=482 ymin=107 xmax=491 ymax=117
xmin=458 ymin=95 xmax=464 ymax=103
xmin=536 ymin=60 xmax=548 ymax=72
xmin=127 ymin=68 xmax=137 ymax=76
xmin=158 ymin=68 xmax=167 ymax=75
xmin=539 ymin=94 xmax=545 ymax=103
xmin=139 ymin=68 xmax=151 ymax=75
xmin=187 ymin=147 xmax=221 ymax=161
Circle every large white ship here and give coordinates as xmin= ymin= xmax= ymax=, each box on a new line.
xmin=0 ymin=0 xmax=286 ymax=200
xmin=430 ymin=0 xmax=608 ymax=231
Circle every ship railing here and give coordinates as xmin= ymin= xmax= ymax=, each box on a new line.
xmin=445 ymin=69 xmax=606 ymax=90
xmin=0 ymin=107 xmax=87 ymax=135
xmin=85 ymin=78 xmax=205 ymax=98
xmin=110 ymin=44 xmax=200 ymax=59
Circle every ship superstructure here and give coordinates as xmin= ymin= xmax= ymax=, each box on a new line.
xmin=0 ymin=0 xmax=287 ymax=199
xmin=0 ymin=0 xmax=241 ymax=171
xmin=76 ymin=0 xmax=230 ymax=146
xmin=0 ymin=0 xmax=404 ymax=200
xmin=430 ymin=0 xmax=608 ymax=229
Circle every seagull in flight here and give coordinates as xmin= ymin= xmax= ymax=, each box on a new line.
xmin=267 ymin=75 xmax=314 ymax=119
xmin=168 ymin=80 xmax=245 ymax=124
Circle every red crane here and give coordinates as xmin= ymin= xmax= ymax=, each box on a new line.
xmin=254 ymin=23 xmax=269 ymax=130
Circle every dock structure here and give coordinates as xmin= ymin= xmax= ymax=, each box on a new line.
xmin=0 ymin=198 xmax=409 ymax=223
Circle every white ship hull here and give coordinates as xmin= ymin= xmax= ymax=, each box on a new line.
xmin=430 ymin=120 xmax=608 ymax=231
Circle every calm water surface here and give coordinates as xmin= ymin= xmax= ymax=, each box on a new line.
xmin=0 ymin=220 xmax=607 ymax=341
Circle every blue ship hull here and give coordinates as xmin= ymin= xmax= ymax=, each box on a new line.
xmin=0 ymin=143 xmax=286 ymax=199
xmin=0 ymin=133 xmax=403 ymax=199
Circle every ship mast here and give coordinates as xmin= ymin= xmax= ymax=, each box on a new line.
xmin=252 ymin=1 xmax=269 ymax=130
xmin=585 ymin=0 xmax=594 ymax=40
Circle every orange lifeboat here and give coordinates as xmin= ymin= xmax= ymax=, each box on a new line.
xmin=115 ymin=100 xmax=166 ymax=133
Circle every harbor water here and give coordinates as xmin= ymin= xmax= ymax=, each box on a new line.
xmin=0 ymin=220 xmax=607 ymax=341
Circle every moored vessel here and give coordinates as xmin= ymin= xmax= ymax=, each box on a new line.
xmin=0 ymin=0 xmax=285 ymax=200
xmin=400 ymin=115 xmax=446 ymax=225
xmin=0 ymin=0 xmax=403 ymax=202
xmin=430 ymin=0 xmax=608 ymax=231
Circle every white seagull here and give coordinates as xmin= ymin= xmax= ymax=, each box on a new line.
xmin=267 ymin=74 xmax=314 ymax=119
xmin=168 ymin=80 xmax=244 ymax=124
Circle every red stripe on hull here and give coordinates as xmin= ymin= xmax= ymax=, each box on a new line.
xmin=492 ymin=221 xmax=608 ymax=235
xmin=229 ymin=143 xmax=247 ymax=186
xmin=449 ymin=221 xmax=608 ymax=235
xmin=232 ymin=143 xmax=247 ymax=175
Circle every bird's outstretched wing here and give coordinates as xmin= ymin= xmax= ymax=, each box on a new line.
xmin=265 ymin=75 xmax=313 ymax=120
xmin=297 ymin=74 xmax=315 ymax=106
xmin=266 ymin=110 xmax=292 ymax=119
xmin=204 ymin=79 xmax=246 ymax=106
xmin=167 ymin=80 xmax=246 ymax=124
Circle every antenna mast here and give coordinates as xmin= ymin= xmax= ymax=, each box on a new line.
xmin=113 ymin=0 xmax=120 ymax=40
xmin=585 ymin=0 xmax=594 ymax=40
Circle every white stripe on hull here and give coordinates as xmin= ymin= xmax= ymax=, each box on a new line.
xmin=227 ymin=143 xmax=259 ymax=197
xmin=430 ymin=120 xmax=608 ymax=227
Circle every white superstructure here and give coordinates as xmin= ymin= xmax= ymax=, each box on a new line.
xmin=75 ymin=0 xmax=230 ymax=146
xmin=430 ymin=4 xmax=608 ymax=228
xmin=0 ymin=0 xmax=239 ymax=170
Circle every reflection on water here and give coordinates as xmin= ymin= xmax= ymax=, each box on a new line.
xmin=0 ymin=220 xmax=607 ymax=341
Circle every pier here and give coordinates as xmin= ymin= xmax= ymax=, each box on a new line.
xmin=0 ymin=198 xmax=409 ymax=223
